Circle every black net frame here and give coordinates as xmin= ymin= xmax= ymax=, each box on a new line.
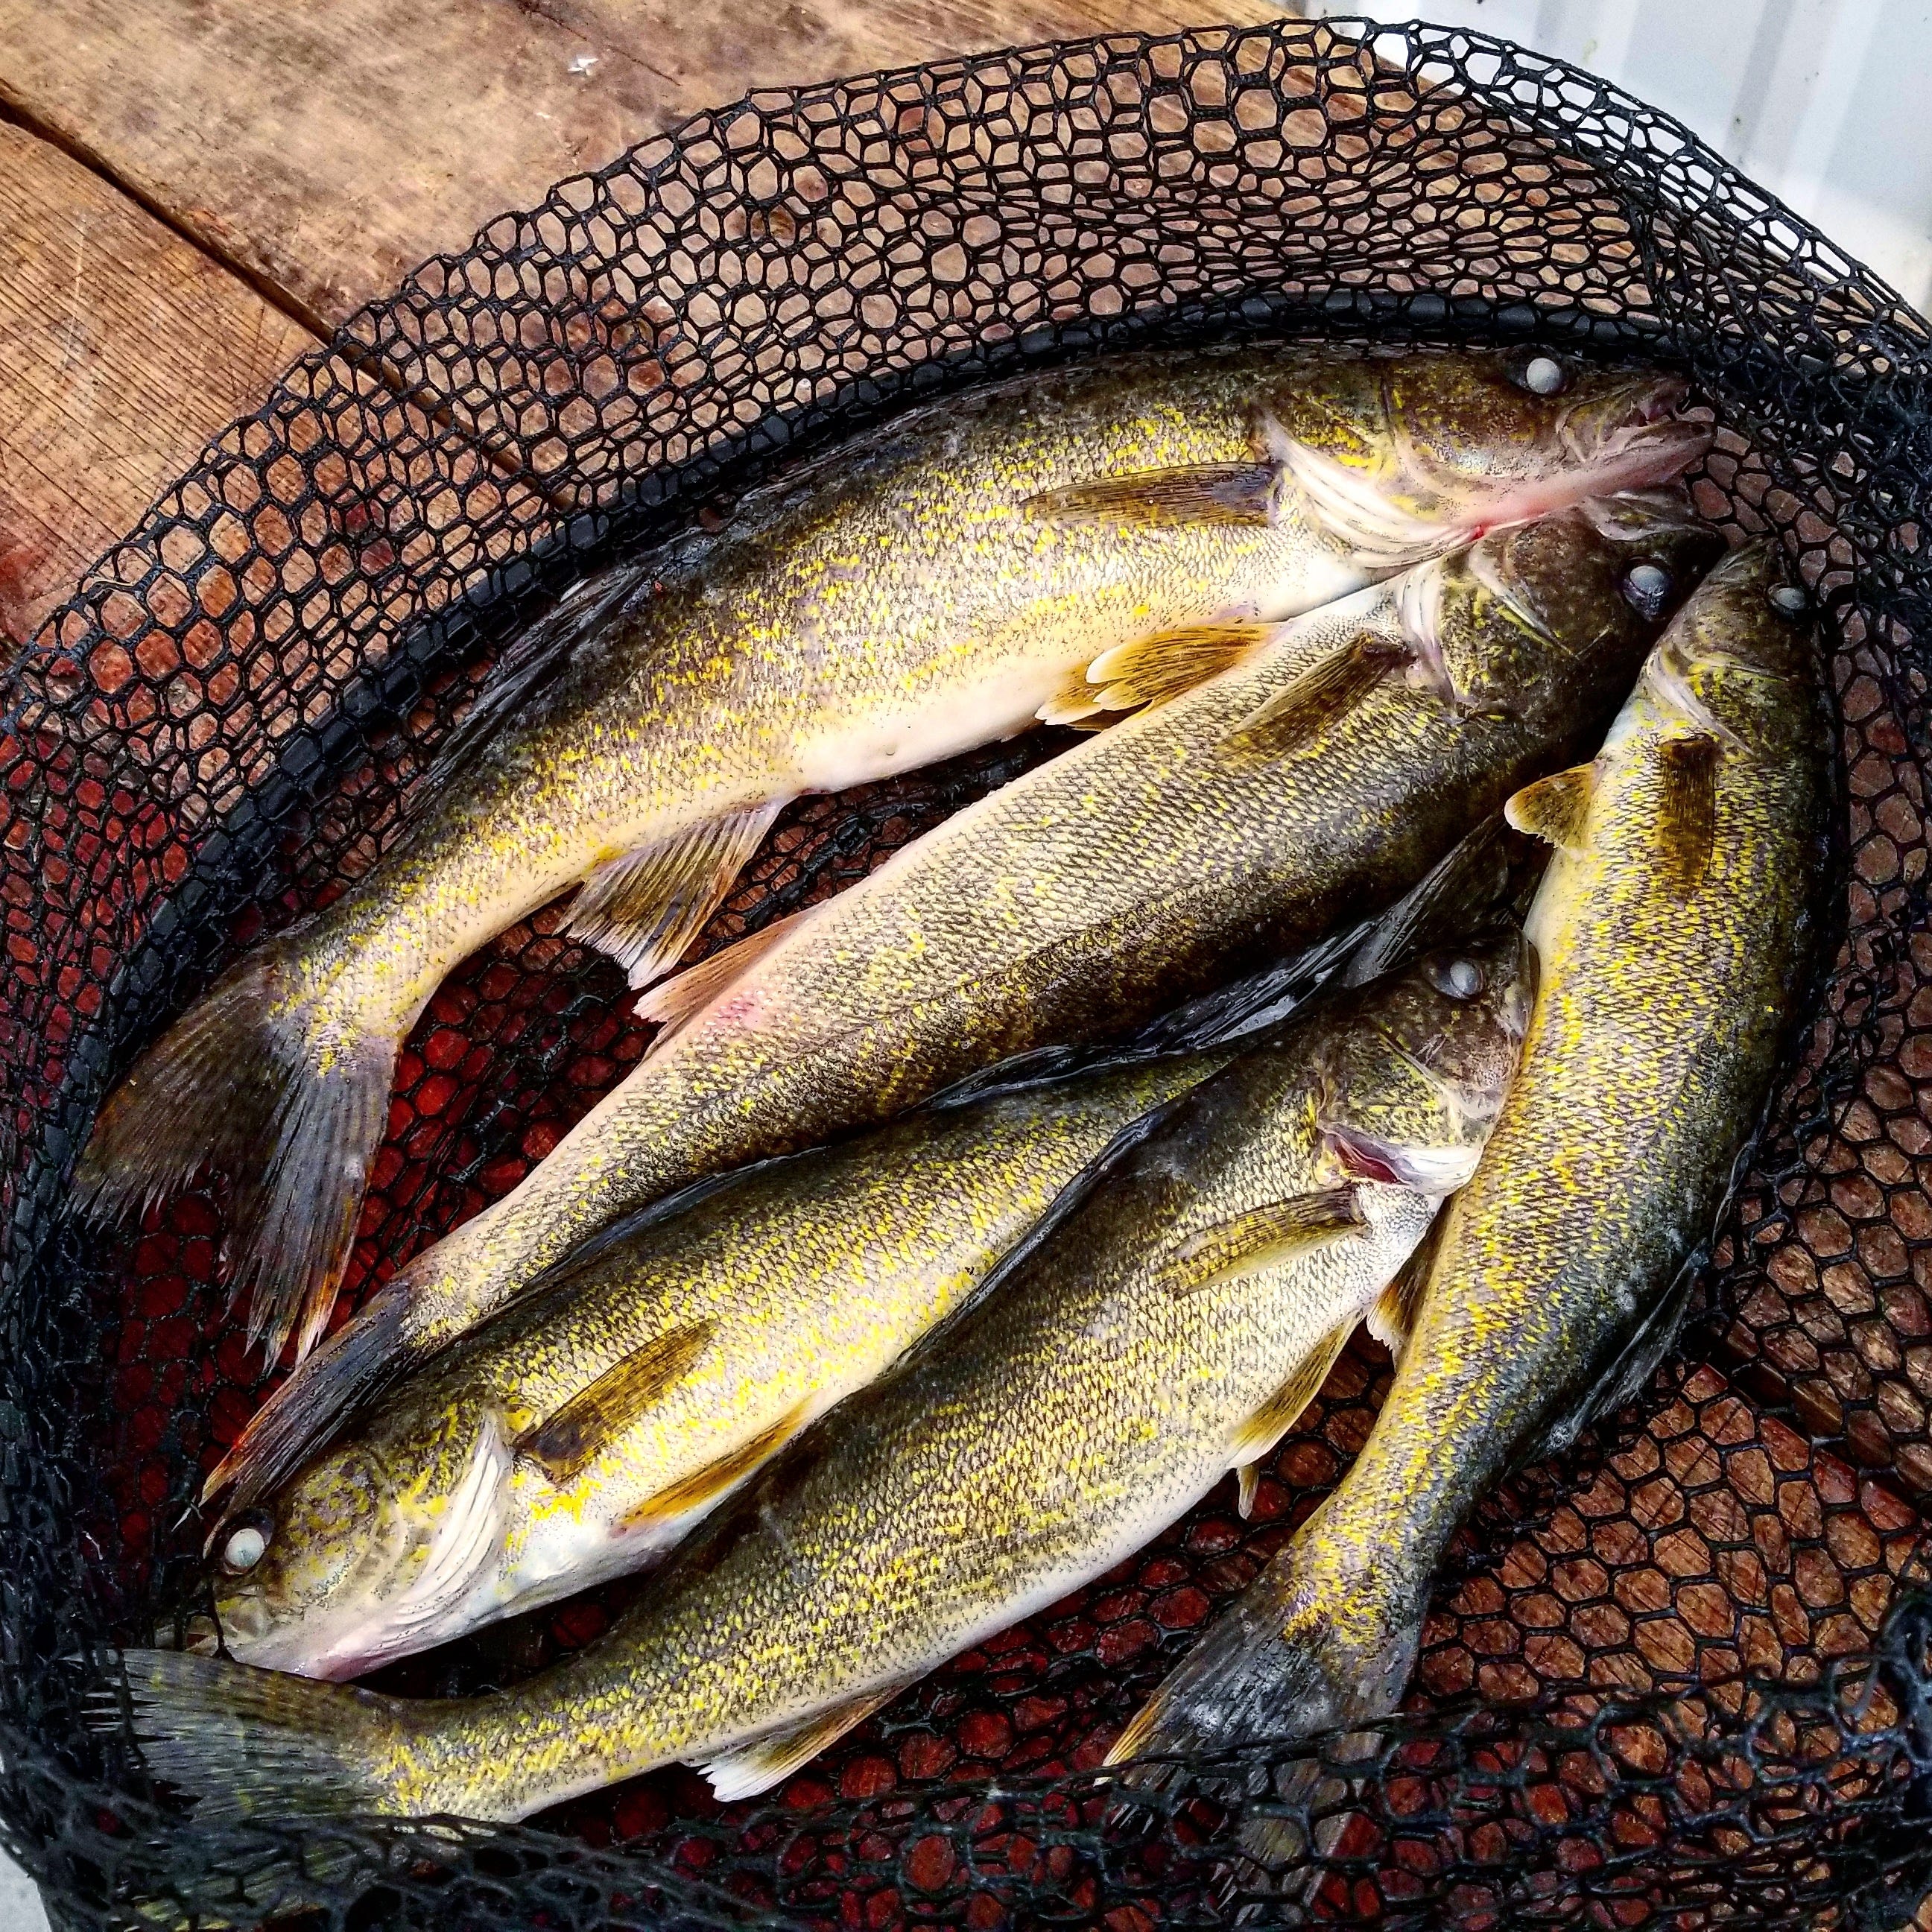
xmin=3 ymin=14 xmax=1932 ymax=1928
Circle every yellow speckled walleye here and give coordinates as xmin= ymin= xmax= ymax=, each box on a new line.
xmin=198 ymin=1042 xmax=1242 ymax=1680
xmin=108 ymin=939 xmax=1530 ymax=1820
xmin=1113 ymin=545 xmax=1831 ymax=1779
xmin=75 ymin=348 xmax=1700 ymax=1366
xmin=208 ymin=490 xmax=1721 ymax=1519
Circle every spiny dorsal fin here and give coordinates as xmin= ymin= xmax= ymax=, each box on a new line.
xmin=565 ymin=801 xmax=788 ymax=992
xmin=514 ymin=1320 xmax=716 ymax=1483
xmin=633 ymin=906 xmax=816 ymax=1038
xmin=1228 ymin=1319 xmax=1356 ymax=1483
xmin=1037 ymin=622 xmax=1276 ymax=726
xmin=1505 ymin=763 xmax=1597 ymax=853
xmin=698 ymin=1677 xmax=913 ymax=1802
xmin=1221 ymin=632 xmax=1410 ymax=765
xmin=618 ymin=1399 xmax=811 ymax=1529
xmin=1159 ymin=1185 xmax=1364 ymax=1299
xmin=1023 ymin=461 xmax=1279 ymax=530
xmin=1364 ymin=1217 xmax=1444 ymax=1364
xmin=1657 ymin=733 xmax=1721 ymax=898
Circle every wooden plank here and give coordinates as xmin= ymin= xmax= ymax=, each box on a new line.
xmin=0 ymin=121 xmax=316 ymax=650
xmin=0 ymin=0 xmax=1279 ymax=331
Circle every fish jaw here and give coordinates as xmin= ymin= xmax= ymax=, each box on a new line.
xmin=215 ymin=1416 xmax=518 ymax=1682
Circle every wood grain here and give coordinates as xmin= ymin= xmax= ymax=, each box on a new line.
xmin=0 ymin=0 xmax=1279 ymax=329
xmin=0 ymin=121 xmax=316 ymax=651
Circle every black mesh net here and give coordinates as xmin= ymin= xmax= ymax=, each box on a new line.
xmin=4 ymin=16 xmax=1932 ymax=1928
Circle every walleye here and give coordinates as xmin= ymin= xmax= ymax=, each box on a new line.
xmin=1111 ymin=545 xmax=1831 ymax=1779
xmin=208 ymin=491 xmax=1723 ymax=1518
xmin=108 ymin=939 xmax=1532 ymax=1821
xmin=75 ymin=348 xmax=1702 ymax=1365
xmin=196 ymin=1043 xmax=1241 ymax=1679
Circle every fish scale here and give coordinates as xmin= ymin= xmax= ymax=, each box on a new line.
xmin=209 ymin=484 xmax=1723 ymax=1519
xmin=110 ymin=939 xmax=1531 ymax=1822
xmin=201 ymin=1048 xmax=1238 ymax=1679
xmin=80 ymin=346 xmax=1705 ymax=1373
xmin=1115 ymin=543 xmax=1835 ymax=1790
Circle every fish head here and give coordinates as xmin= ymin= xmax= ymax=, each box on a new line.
xmin=1425 ymin=489 xmax=1726 ymax=715
xmin=1640 ymin=543 xmax=1819 ymax=756
xmin=193 ymin=1397 xmax=513 ymax=1680
xmin=1260 ymin=352 xmax=1709 ymax=564
xmin=1317 ymin=930 xmax=1533 ymax=1196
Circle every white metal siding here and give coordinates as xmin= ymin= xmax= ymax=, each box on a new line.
xmin=1293 ymin=0 xmax=1932 ymax=317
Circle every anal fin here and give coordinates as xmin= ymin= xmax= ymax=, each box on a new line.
xmin=633 ymin=906 xmax=816 ymax=1038
xmin=1159 ymin=1185 xmax=1364 ymax=1299
xmin=1039 ymin=621 xmax=1276 ymax=725
xmin=1505 ymin=763 xmax=1597 ymax=852
xmin=699 ymin=1678 xmax=913 ymax=1802
xmin=1023 ymin=461 xmax=1279 ymax=530
xmin=514 ymin=1321 xmax=717 ymax=1483
xmin=1222 ymin=632 xmax=1411 ymax=765
xmin=1229 ymin=1319 xmax=1355 ymax=1492
xmin=618 ymin=1399 xmax=811 ymax=1530
xmin=565 ymin=801 xmax=787 ymax=991
xmin=1657 ymin=734 xmax=1721 ymax=897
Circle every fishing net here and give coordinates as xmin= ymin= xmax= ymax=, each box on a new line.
xmin=3 ymin=13 xmax=1931 ymax=1928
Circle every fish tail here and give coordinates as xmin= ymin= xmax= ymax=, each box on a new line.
xmin=203 ymin=1276 xmax=415 ymax=1514
xmin=95 ymin=1650 xmax=411 ymax=1823
xmin=74 ymin=940 xmax=396 ymax=1366
xmin=1106 ymin=1527 xmax=1421 ymax=1776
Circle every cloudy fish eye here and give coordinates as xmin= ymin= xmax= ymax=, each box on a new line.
xmin=1620 ymin=560 xmax=1674 ymax=620
xmin=1767 ymin=583 xmax=1808 ymax=618
xmin=1428 ymin=955 xmax=1483 ymax=1000
xmin=221 ymin=1520 xmax=268 ymax=1574
xmin=1518 ymin=355 xmax=1567 ymax=396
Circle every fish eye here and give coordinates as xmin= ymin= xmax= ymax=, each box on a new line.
xmin=1428 ymin=954 xmax=1484 ymax=1001
xmin=1513 ymin=353 xmax=1569 ymax=397
xmin=219 ymin=1513 xmax=272 ymax=1575
xmin=1767 ymin=582 xmax=1808 ymax=619
xmin=1620 ymin=560 xmax=1674 ymax=620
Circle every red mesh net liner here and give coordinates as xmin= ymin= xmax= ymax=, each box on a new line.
xmin=4 ymin=16 xmax=1932 ymax=1928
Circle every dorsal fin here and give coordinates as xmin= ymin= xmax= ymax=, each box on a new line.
xmin=513 ymin=1320 xmax=716 ymax=1483
xmin=1221 ymin=632 xmax=1412 ymax=765
xmin=1657 ymin=734 xmax=1722 ymax=897
xmin=1505 ymin=763 xmax=1597 ymax=852
xmin=564 ymin=802 xmax=787 ymax=991
xmin=633 ymin=906 xmax=817 ymax=1038
xmin=1038 ymin=622 xmax=1276 ymax=726
xmin=1023 ymin=461 xmax=1279 ymax=530
xmin=1159 ymin=1185 xmax=1364 ymax=1299
xmin=618 ymin=1399 xmax=811 ymax=1529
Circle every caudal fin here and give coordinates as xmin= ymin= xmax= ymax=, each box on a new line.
xmin=73 ymin=943 xmax=396 ymax=1365
xmin=203 ymin=1274 xmax=415 ymax=1515
xmin=1105 ymin=1527 xmax=1422 ymax=1776
xmin=92 ymin=1650 xmax=407 ymax=1824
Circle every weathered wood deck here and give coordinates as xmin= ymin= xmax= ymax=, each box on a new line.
xmin=0 ymin=0 xmax=1273 ymax=650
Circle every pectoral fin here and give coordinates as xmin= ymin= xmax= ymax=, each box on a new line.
xmin=514 ymin=1320 xmax=716 ymax=1483
xmin=1228 ymin=1320 xmax=1356 ymax=1516
xmin=618 ymin=1399 xmax=811 ymax=1530
xmin=1222 ymin=632 xmax=1411 ymax=764
xmin=1657 ymin=733 xmax=1721 ymax=897
xmin=699 ymin=1678 xmax=914 ymax=1801
xmin=633 ymin=906 xmax=816 ymax=1038
xmin=1159 ymin=1185 xmax=1364 ymax=1299
xmin=566 ymin=802 xmax=787 ymax=990
xmin=1364 ymin=1217 xmax=1443 ymax=1364
xmin=1039 ymin=622 xmax=1276 ymax=725
xmin=1505 ymin=763 xmax=1597 ymax=853
xmin=1024 ymin=461 xmax=1279 ymax=530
